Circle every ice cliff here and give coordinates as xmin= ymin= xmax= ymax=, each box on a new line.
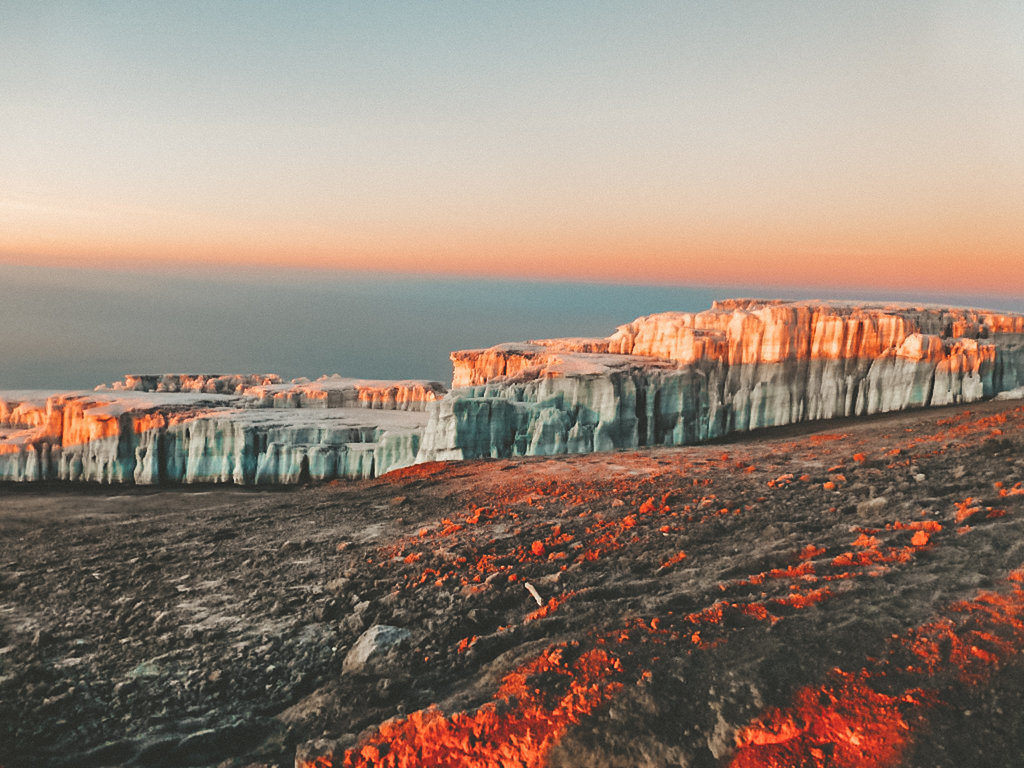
xmin=419 ymin=299 xmax=1024 ymax=462
xmin=107 ymin=373 xmax=282 ymax=394
xmin=0 ymin=376 xmax=445 ymax=484
xmin=238 ymin=375 xmax=446 ymax=410
xmin=4 ymin=299 xmax=1023 ymax=485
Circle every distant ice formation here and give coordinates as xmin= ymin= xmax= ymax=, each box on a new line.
xmin=418 ymin=299 xmax=1024 ymax=462
xmin=0 ymin=377 xmax=444 ymax=484
xmin=3 ymin=299 xmax=1022 ymax=484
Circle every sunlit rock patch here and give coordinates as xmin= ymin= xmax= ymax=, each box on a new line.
xmin=294 ymin=401 xmax=1024 ymax=768
xmin=729 ymin=568 xmax=1024 ymax=768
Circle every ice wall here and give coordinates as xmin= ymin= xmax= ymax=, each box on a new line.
xmin=5 ymin=299 xmax=1023 ymax=484
xmin=238 ymin=375 xmax=446 ymax=410
xmin=0 ymin=385 xmax=430 ymax=485
xmin=420 ymin=299 xmax=1024 ymax=462
xmin=103 ymin=373 xmax=447 ymax=410
xmin=106 ymin=373 xmax=281 ymax=394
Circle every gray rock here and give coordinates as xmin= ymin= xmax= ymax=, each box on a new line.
xmin=326 ymin=576 xmax=351 ymax=595
xmin=343 ymin=624 xmax=411 ymax=673
xmin=57 ymin=739 xmax=134 ymax=768
xmin=342 ymin=612 xmax=367 ymax=634
xmin=129 ymin=734 xmax=180 ymax=766
xmin=151 ymin=610 xmax=175 ymax=632
xmin=173 ymin=724 xmax=246 ymax=763
xmin=127 ymin=660 xmax=161 ymax=679
xmin=856 ymin=496 xmax=889 ymax=516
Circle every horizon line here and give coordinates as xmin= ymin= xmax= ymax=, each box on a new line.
xmin=3 ymin=252 xmax=1023 ymax=306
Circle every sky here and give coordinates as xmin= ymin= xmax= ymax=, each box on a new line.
xmin=1 ymin=1 xmax=1022 ymax=295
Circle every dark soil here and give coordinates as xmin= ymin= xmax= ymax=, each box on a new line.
xmin=2 ymin=399 xmax=1023 ymax=768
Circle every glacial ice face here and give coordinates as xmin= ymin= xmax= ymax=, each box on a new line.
xmin=4 ymin=299 xmax=1023 ymax=485
xmin=0 ymin=381 xmax=433 ymax=485
xmin=102 ymin=373 xmax=447 ymax=411
xmin=418 ymin=361 xmax=724 ymax=462
xmin=105 ymin=373 xmax=282 ymax=394
xmin=418 ymin=355 xmax=682 ymax=461
xmin=237 ymin=375 xmax=446 ymax=411
xmin=419 ymin=299 xmax=1024 ymax=463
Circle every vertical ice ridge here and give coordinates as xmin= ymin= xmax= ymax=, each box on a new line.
xmin=418 ymin=299 xmax=1024 ymax=463
xmin=2 ymin=300 xmax=1023 ymax=483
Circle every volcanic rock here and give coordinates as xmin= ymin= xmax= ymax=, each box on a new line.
xmin=342 ymin=625 xmax=412 ymax=674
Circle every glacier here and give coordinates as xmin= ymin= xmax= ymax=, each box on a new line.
xmin=3 ymin=299 xmax=1023 ymax=485
xmin=0 ymin=377 xmax=444 ymax=484
xmin=418 ymin=299 xmax=1024 ymax=462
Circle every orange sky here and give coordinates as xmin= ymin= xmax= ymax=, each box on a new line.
xmin=2 ymin=3 xmax=1022 ymax=295
xmin=3 ymin=193 xmax=1020 ymax=295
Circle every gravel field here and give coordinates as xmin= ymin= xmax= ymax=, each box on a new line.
xmin=2 ymin=399 xmax=1023 ymax=768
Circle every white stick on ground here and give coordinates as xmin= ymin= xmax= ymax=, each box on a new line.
xmin=524 ymin=581 xmax=544 ymax=607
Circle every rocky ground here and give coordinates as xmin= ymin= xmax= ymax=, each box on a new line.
xmin=2 ymin=399 xmax=1024 ymax=768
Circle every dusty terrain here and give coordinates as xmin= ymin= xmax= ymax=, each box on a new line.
xmin=2 ymin=399 xmax=1024 ymax=768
